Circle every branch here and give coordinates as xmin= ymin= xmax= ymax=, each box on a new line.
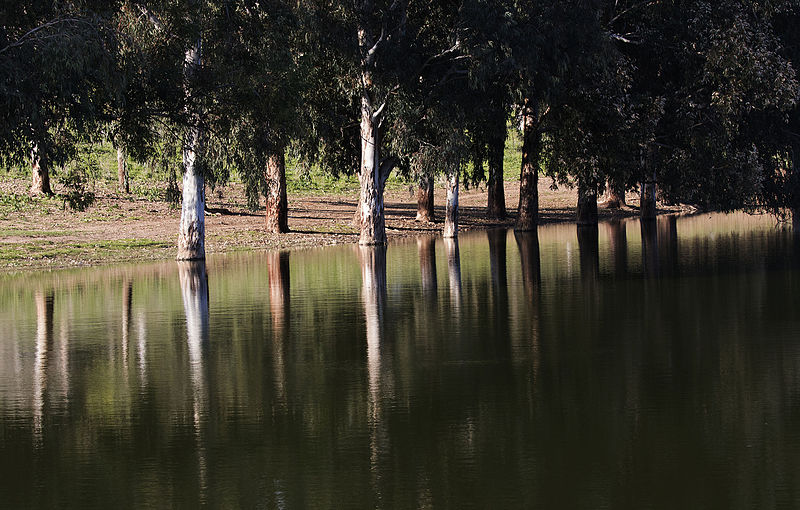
xmin=378 ymin=156 xmax=398 ymax=189
xmin=610 ymin=33 xmax=640 ymax=45
xmin=136 ymin=4 xmax=165 ymax=31
xmin=364 ymin=26 xmax=385 ymax=67
xmin=0 ymin=17 xmax=91 ymax=56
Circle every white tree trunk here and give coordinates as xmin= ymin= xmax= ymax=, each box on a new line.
xmin=117 ymin=146 xmax=129 ymax=193
xmin=443 ymin=167 xmax=459 ymax=238
xmin=177 ymin=39 xmax=205 ymax=260
xmin=358 ymin=96 xmax=390 ymax=245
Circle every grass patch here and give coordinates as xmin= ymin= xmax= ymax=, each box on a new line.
xmin=0 ymin=239 xmax=172 ymax=264
xmin=0 ymin=228 xmax=70 ymax=237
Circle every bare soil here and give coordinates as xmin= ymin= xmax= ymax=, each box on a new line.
xmin=0 ymin=176 xmax=681 ymax=271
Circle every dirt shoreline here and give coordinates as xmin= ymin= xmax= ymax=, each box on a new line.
xmin=0 ymin=177 xmax=680 ymax=272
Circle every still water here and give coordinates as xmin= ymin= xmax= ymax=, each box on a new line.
xmin=1 ymin=213 xmax=800 ymax=509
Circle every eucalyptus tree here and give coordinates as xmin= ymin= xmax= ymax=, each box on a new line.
xmin=602 ymin=0 xmax=797 ymax=218
xmin=210 ymin=1 xmax=302 ymax=234
xmin=0 ymin=2 xmax=119 ymax=195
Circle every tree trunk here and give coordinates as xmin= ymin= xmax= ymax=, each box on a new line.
xmin=515 ymin=100 xmax=540 ymax=231
xmin=358 ymin=96 xmax=393 ymax=245
xmin=640 ymin=161 xmax=657 ymax=220
xmin=30 ymin=144 xmax=52 ymax=195
xmin=487 ymin=117 xmax=506 ymax=220
xmin=416 ymin=175 xmax=435 ymax=222
xmin=265 ymin=147 xmax=288 ymax=234
xmin=600 ymin=179 xmax=625 ymax=209
xmin=576 ymin=182 xmax=598 ymax=225
xmin=177 ymin=38 xmax=205 ymax=260
xmin=117 ymin=146 xmax=129 ymax=193
xmin=443 ymin=167 xmax=459 ymax=238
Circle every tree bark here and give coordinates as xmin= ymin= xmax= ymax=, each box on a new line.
xmin=357 ymin=96 xmax=394 ymax=245
xmin=443 ymin=167 xmax=459 ymax=238
xmin=265 ymin=147 xmax=288 ymax=233
xmin=117 ymin=146 xmax=129 ymax=193
xmin=515 ymin=100 xmax=540 ymax=231
xmin=416 ymin=174 xmax=435 ymax=222
xmin=576 ymin=182 xmax=598 ymax=226
xmin=487 ymin=117 xmax=506 ymax=220
xmin=30 ymin=144 xmax=52 ymax=195
xmin=600 ymin=179 xmax=625 ymax=209
xmin=640 ymin=160 xmax=657 ymax=220
xmin=177 ymin=37 xmax=205 ymax=260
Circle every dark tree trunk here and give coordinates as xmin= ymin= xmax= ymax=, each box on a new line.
xmin=443 ymin=167 xmax=459 ymax=238
xmin=416 ymin=175 xmax=435 ymax=222
xmin=30 ymin=144 xmax=52 ymax=195
xmin=265 ymin=147 xmax=288 ymax=234
xmin=576 ymin=182 xmax=598 ymax=226
xmin=487 ymin=118 xmax=506 ymax=220
xmin=117 ymin=146 xmax=129 ymax=194
xmin=640 ymin=160 xmax=657 ymax=220
xmin=515 ymin=100 xmax=540 ymax=231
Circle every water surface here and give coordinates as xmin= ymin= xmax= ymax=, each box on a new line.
xmin=1 ymin=212 xmax=799 ymax=509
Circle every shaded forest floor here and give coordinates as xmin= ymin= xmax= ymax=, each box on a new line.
xmin=0 ymin=176 xmax=684 ymax=271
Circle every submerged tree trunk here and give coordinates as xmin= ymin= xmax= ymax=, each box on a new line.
xmin=30 ymin=144 xmax=51 ymax=195
xmin=177 ymin=37 xmax=205 ymax=260
xmin=487 ymin=115 xmax=506 ymax=220
xmin=117 ymin=146 xmax=129 ymax=193
xmin=515 ymin=100 xmax=540 ymax=231
xmin=265 ymin=147 xmax=288 ymax=234
xmin=416 ymin=174 xmax=435 ymax=222
xmin=576 ymin=182 xmax=598 ymax=225
xmin=443 ymin=167 xmax=459 ymax=238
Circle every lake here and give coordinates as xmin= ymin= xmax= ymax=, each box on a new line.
xmin=1 ymin=212 xmax=799 ymax=509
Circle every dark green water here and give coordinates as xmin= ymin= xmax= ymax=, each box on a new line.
xmin=2 ymin=212 xmax=800 ymax=509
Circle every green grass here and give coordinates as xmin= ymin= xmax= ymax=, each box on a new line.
xmin=0 ymin=239 xmax=172 ymax=263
